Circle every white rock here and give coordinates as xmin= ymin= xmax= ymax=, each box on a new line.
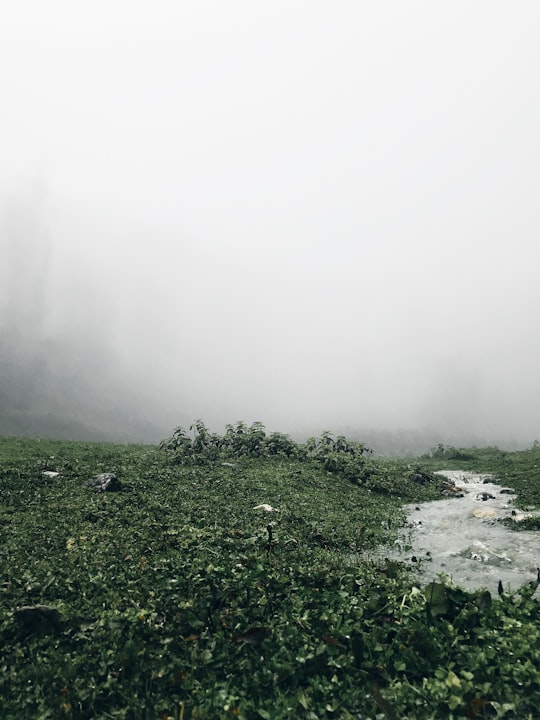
xmin=512 ymin=513 xmax=529 ymax=522
xmin=472 ymin=508 xmax=497 ymax=519
xmin=43 ymin=471 xmax=60 ymax=478
xmin=253 ymin=504 xmax=278 ymax=512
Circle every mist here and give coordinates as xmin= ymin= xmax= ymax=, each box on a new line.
xmin=1 ymin=2 xmax=540 ymax=452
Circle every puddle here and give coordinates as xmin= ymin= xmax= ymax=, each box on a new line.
xmin=385 ymin=470 xmax=540 ymax=594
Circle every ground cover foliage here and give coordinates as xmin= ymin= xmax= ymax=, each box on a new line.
xmin=1 ymin=424 xmax=539 ymax=719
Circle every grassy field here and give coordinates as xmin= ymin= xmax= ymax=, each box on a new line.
xmin=1 ymin=425 xmax=539 ymax=719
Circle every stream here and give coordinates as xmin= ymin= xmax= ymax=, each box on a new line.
xmin=386 ymin=470 xmax=540 ymax=594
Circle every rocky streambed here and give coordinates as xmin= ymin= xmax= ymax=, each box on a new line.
xmin=388 ymin=470 xmax=540 ymax=594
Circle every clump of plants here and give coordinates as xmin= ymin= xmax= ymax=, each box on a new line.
xmin=159 ymin=420 xmax=302 ymax=463
xmin=159 ymin=422 xmax=442 ymax=498
xmin=304 ymin=430 xmax=370 ymax=479
xmin=426 ymin=444 xmax=478 ymax=461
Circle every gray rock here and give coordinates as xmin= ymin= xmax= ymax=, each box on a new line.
xmin=14 ymin=604 xmax=61 ymax=631
xmin=86 ymin=472 xmax=121 ymax=491
xmin=476 ymin=492 xmax=495 ymax=502
xmin=441 ymin=482 xmax=465 ymax=498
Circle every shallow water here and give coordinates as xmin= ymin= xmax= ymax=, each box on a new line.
xmin=387 ymin=470 xmax=540 ymax=594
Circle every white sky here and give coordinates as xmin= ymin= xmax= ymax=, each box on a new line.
xmin=1 ymin=1 xmax=540 ymax=444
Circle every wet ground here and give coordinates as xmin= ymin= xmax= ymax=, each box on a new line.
xmin=387 ymin=470 xmax=540 ymax=594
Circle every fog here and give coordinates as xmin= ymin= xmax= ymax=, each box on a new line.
xmin=1 ymin=2 xmax=540 ymax=451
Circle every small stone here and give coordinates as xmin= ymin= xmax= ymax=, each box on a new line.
xmin=511 ymin=512 xmax=529 ymax=522
xmin=472 ymin=508 xmax=497 ymax=519
xmin=86 ymin=473 xmax=121 ymax=492
xmin=43 ymin=471 xmax=60 ymax=478
xmin=441 ymin=482 xmax=465 ymax=498
xmin=476 ymin=492 xmax=495 ymax=502
xmin=14 ymin=605 xmax=62 ymax=631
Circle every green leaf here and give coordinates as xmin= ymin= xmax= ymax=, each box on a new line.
xmin=425 ymin=582 xmax=448 ymax=617
xmin=475 ymin=590 xmax=492 ymax=609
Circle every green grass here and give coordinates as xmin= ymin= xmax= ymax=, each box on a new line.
xmin=1 ymin=431 xmax=539 ymax=719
